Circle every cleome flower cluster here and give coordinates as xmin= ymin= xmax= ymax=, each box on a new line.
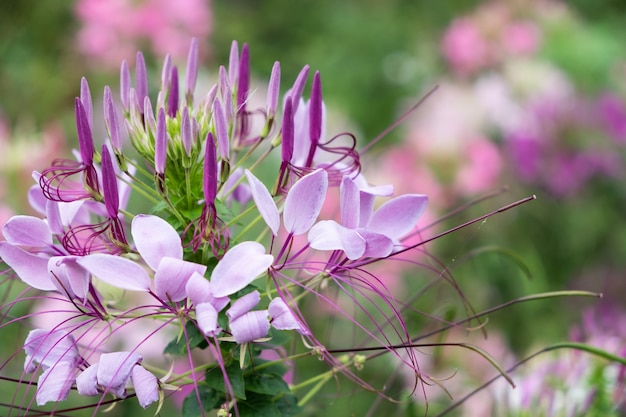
xmin=0 ymin=39 xmax=433 ymax=414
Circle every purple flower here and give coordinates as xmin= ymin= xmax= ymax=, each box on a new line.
xmin=23 ymin=329 xmax=79 ymax=405
xmin=76 ymin=351 xmax=159 ymax=408
xmin=308 ymin=175 xmax=428 ymax=259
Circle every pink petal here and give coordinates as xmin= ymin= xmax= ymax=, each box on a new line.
xmin=339 ymin=177 xmax=360 ymax=229
xmin=210 ymin=241 xmax=273 ymax=298
xmin=0 ymin=243 xmax=55 ymax=291
xmin=244 ymin=169 xmax=279 ymax=235
xmin=131 ymin=214 xmax=183 ymax=270
xmin=76 ymin=363 xmax=99 ymax=396
xmin=185 ymin=272 xmax=230 ymax=310
xmin=36 ymin=361 xmax=76 ymax=405
xmin=283 ymin=169 xmax=328 ymax=235
xmin=24 ymin=329 xmax=78 ymax=370
xmin=358 ymin=230 xmax=394 ymax=258
xmin=226 ymin=290 xmax=260 ymax=322
xmin=368 ymin=194 xmax=428 ymax=240
xmin=230 ymin=310 xmax=270 ymax=343
xmin=269 ymin=298 xmax=308 ymax=334
xmin=308 ymin=220 xmax=365 ymax=260
xmin=196 ymin=302 xmax=220 ymax=336
xmin=131 ymin=365 xmax=159 ymax=408
xmin=48 ymin=256 xmax=90 ymax=300
xmin=77 ymin=254 xmax=150 ymax=291
xmin=97 ymin=351 xmax=142 ymax=398
xmin=2 ymin=215 xmax=52 ymax=247
xmin=154 ymin=257 xmax=206 ymax=302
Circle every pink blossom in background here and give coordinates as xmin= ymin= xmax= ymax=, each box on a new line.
xmin=453 ymin=137 xmax=503 ymax=196
xmin=441 ymin=18 xmax=491 ymax=77
xmin=75 ymin=0 xmax=212 ymax=67
xmin=502 ymin=21 xmax=541 ymax=55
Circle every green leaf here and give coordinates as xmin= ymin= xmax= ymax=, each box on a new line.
xmin=244 ymin=372 xmax=290 ymax=395
xmin=182 ymin=385 xmax=223 ymax=417
xmin=238 ymin=393 xmax=281 ymax=417
xmin=205 ymin=363 xmax=247 ymax=399
xmin=274 ymin=394 xmax=303 ymax=417
xmin=164 ymin=321 xmax=208 ymax=356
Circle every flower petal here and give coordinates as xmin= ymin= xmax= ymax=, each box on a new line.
xmin=269 ymin=298 xmax=308 ymax=334
xmin=0 ymin=243 xmax=55 ymax=291
xmin=308 ymin=220 xmax=366 ymax=260
xmin=210 ymin=241 xmax=273 ymax=298
xmin=2 ymin=215 xmax=52 ymax=247
xmin=131 ymin=365 xmax=159 ymax=408
xmin=36 ymin=361 xmax=76 ymax=405
xmin=230 ymin=310 xmax=270 ymax=343
xmin=244 ymin=170 xmax=280 ymax=235
xmin=339 ymin=177 xmax=360 ymax=229
xmin=185 ymin=272 xmax=230 ymax=310
xmin=283 ymin=169 xmax=328 ymax=235
xmin=24 ymin=329 xmax=78 ymax=371
xmin=196 ymin=302 xmax=220 ymax=336
xmin=131 ymin=214 xmax=183 ymax=270
xmin=77 ymin=254 xmax=150 ymax=291
xmin=154 ymin=257 xmax=206 ymax=302
xmin=97 ymin=351 xmax=142 ymax=398
xmin=76 ymin=363 xmax=99 ymax=396
xmin=359 ymin=230 xmax=394 ymax=259
xmin=48 ymin=256 xmax=90 ymax=300
xmin=368 ymin=194 xmax=428 ymax=240
xmin=226 ymin=290 xmax=260 ymax=322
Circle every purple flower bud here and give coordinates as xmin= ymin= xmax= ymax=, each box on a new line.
xmin=289 ymin=65 xmax=310 ymax=113
xmin=181 ymin=106 xmax=192 ymax=156
xmin=75 ymin=98 xmax=94 ymax=166
xmin=155 ymin=108 xmax=167 ymax=175
xmin=237 ymin=43 xmax=250 ymax=111
xmin=204 ymin=84 xmax=218 ymax=114
xmin=103 ymin=86 xmax=122 ymax=152
xmin=100 ymin=145 xmax=119 ymax=219
xmin=228 ymin=40 xmax=239 ymax=87
xmin=309 ymin=71 xmax=322 ymax=144
xmin=80 ymin=77 xmax=93 ymax=129
xmin=213 ymin=100 xmax=230 ymax=159
xmin=267 ymin=61 xmax=281 ymax=117
xmin=204 ymin=132 xmax=217 ymax=204
xmin=186 ymin=38 xmax=199 ymax=104
xmin=219 ymin=65 xmax=230 ymax=101
xmin=167 ymin=66 xmax=179 ymax=118
xmin=143 ymin=96 xmax=156 ymax=136
xmin=282 ymin=97 xmax=294 ymax=163
xmin=161 ymin=53 xmax=172 ymax=93
xmin=120 ymin=60 xmax=131 ymax=110
xmin=135 ymin=52 xmax=148 ymax=111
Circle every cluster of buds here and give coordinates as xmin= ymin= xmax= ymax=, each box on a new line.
xmin=0 ymin=39 xmax=440 ymax=414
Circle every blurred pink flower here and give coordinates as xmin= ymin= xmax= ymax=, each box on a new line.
xmin=75 ymin=0 xmax=213 ymax=67
xmin=453 ymin=137 xmax=503 ymax=196
xmin=502 ymin=21 xmax=541 ymax=55
xmin=441 ymin=18 xmax=490 ymax=76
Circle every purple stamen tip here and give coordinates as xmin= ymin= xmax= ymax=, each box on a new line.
xmin=167 ymin=66 xmax=179 ymax=118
